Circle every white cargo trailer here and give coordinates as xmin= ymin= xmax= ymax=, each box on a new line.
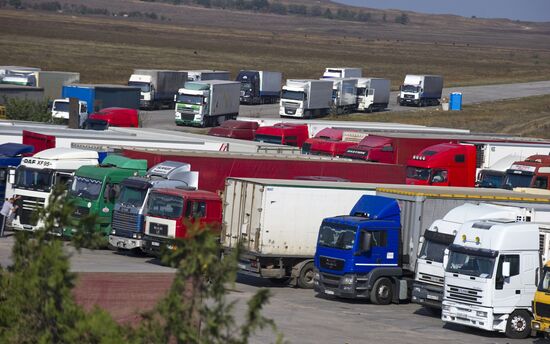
xmin=279 ymin=79 xmax=333 ymax=118
xmin=221 ymin=178 xmax=379 ymax=287
xmin=129 ymin=69 xmax=187 ymax=109
xmin=326 ymin=78 xmax=357 ymax=114
xmin=183 ymin=70 xmax=231 ymax=82
xmin=322 ymin=67 xmax=362 ymax=79
xmin=356 ymin=77 xmax=390 ymax=112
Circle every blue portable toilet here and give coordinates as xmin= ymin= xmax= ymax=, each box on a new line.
xmin=449 ymin=92 xmax=462 ymax=111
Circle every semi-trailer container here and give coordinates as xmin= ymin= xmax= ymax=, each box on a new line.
xmin=1 ymin=71 xmax=80 ymax=100
xmin=128 ymin=69 xmax=187 ymax=109
xmin=279 ymin=79 xmax=333 ymax=118
xmin=236 ymin=70 xmax=282 ymax=105
xmin=183 ymin=70 xmax=230 ymax=82
xmin=322 ymin=68 xmax=362 ymax=79
xmin=399 ymin=75 xmax=443 ymax=107
xmin=327 ymin=78 xmax=357 ymax=114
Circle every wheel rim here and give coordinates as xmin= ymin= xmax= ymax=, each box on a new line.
xmin=510 ymin=315 xmax=527 ymax=332
xmin=303 ymin=269 xmax=314 ymax=284
xmin=378 ymin=284 xmax=390 ymax=299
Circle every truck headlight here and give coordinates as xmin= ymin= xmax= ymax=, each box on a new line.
xmin=111 ymin=229 xmax=116 ymax=235
xmin=533 ymin=322 xmax=541 ymax=330
xmin=476 ymin=311 xmax=487 ymax=317
xmin=442 ymin=304 xmax=450 ymax=311
xmin=341 ymin=275 xmax=355 ymax=285
xmin=132 ymin=233 xmax=142 ymax=239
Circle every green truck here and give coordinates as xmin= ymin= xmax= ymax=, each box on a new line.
xmin=63 ymin=155 xmax=148 ymax=237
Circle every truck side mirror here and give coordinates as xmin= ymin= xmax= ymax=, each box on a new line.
xmin=502 ymin=261 xmax=511 ymax=278
xmin=361 ymin=230 xmax=372 ymax=253
xmin=442 ymin=248 xmax=449 ymax=270
xmin=417 ymin=236 xmax=425 ymax=257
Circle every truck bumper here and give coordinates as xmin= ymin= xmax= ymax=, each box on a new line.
xmin=313 ymin=270 xmax=370 ymax=299
xmin=442 ymin=301 xmax=499 ymax=332
xmin=411 ymin=282 xmax=444 ymax=308
xmin=532 ymin=319 xmax=550 ymax=334
xmin=109 ymin=235 xmax=143 ymax=250
xmin=142 ymin=235 xmax=175 ymax=256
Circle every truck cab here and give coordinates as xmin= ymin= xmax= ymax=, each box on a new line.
xmin=63 ymin=155 xmax=147 ymax=237
xmin=399 ymin=74 xmax=443 ymax=107
xmin=0 ymin=143 xmax=34 ymax=201
xmin=406 ymin=143 xmax=476 ymax=187
xmin=11 ymin=148 xmax=99 ymax=232
xmin=128 ymin=73 xmax=154 ymax=108
xmin=141 ymin=188 xmax=222 ymax=256
xmin=207 ymin=120 xmax=259 ymax=141
xmin=51 ymin=98 xmax=88 ymax=126
xmin=532 ymin=261 xmax=550 ymax=337
xmin=504 ymin=155 xmax=550 ymax=190
xmin=301 ymin=128 xmax=357 ymax=157
xmin=343 ymin=136 xmax=397 ymax=163
xmin=441 ymin=220 xmax=550 ymax=339
xmin=108 ymin=161 xmax=198 ymax=251
xmin=254 ymin=123 xmax=309 ymax=148
xmin=87 ymin=107 xmax=139 ymax=129
xmin=314 ymin=195 xmax=406 ymax=304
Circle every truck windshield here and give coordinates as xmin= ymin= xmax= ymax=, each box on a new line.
xmin=419 ymin=239 xmax=448 ymax=263
xmin=406 ymin=166 xmax=431 ymax=181
xmin=538 ymin=267 xmax=550 ymax=293
xmin=146 ymin=193 xmax=184 ymax=219
xmin=477 ymin=171 xmax=504 ymax=188
xmin=15 ymin=167 xmax=54 ymax=192
xmin=254 ymin=134 xmax=282 ymax=145
xmin=241 ymin=82 xmax=252 ymax=91
xmin=401 ymin=85 xmax=420 ymax=92
xmin=69 ymin=176 xmax=103 ymax=200
xmin=281 ymin=90 xmax=305 ymax=101
xmin=117 ymin=186 xmax=148 ymax=208
xmin=447 ymin=249 xmax=496 ymax=278
xmin=177 ymin=94 xmax=203 ymax=105
xmin=318 ymin=222 xmax=357 ymax=250
xmin=356 ymin=87 xmax=366 ymax=96
xmin=52 ymin=101 xmax=69 ymax=112
xmin=128 ymin=81 xmax=151 ymax=93
xmin=504 ymin=172 xmax=533 ymax=188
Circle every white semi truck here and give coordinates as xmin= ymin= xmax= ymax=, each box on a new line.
xmin=441 ymin=220 xmax=550 ymax=339
xmin=175 ymin=80 xmax=240 ymax=127
xmin=128 ymin=69 xmax=187 ymax=109
xmin=413 ymin=202 xmax=550 ymax=309
xmin=322 ymin=67 xmax=362 ymax=79
xmin=356 ymin=77 xmax=390 ymax=112
xmin=326 ymin=78 xmax=358 ymax=114
xmin=279 ymin=79 xmax=333 ymax=119
xmin=10 ymin=148 xmax=99 ymax=232
xmin=398 ymin=74 xmax=443 ymax=107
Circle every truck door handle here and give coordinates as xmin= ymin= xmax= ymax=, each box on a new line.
xmin=515 ymin=290 xmax=521 ymax=294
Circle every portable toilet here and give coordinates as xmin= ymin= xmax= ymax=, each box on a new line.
xmin=449 ymin=92 xmax=462 ymax=111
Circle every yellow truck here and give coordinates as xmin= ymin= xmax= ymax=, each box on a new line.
xmin=532 ymin=261 xmax=550 ymax=337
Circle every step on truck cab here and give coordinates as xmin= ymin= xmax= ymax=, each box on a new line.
xmin=63 ymin=155 xmax=148 ymax=237
xmin=236 ymin=70 xmax=282 ymax=105
xmin=532 ymin=261 xmax=550 ymax=337
xmin=141 ymin=188 xmax=222 ymax=256
xmin=441 ymin=220 xmax=550 ymax=339
xmin=108 ymin=161 xmax=198 ymax=251
xmin=11 ymin=148 xmax=99 ymax=232
xmin=413 ymin=203 xmax=550 ymax=310
xmin=0 ymin=143 xmax=34 ymax=201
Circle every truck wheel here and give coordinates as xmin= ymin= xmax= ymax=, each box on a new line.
xmin=505 ymin=310 xmax=532 ymax=339
xmin=297 ymin=262 xmax=315 ymax=289
xmin=370 ymin=278 xmax=393 ymax=305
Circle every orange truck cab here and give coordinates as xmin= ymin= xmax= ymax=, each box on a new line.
xmin=141 ymin=187 xmax=222 ymax=256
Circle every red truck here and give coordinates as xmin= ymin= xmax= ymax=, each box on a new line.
xmin=141 ymin=187 xmax=222 ymax=255
xmin=123 ymin=149 xmax=406 ymax=193
xmin=503 ymin=155 xmax=550 ymax=190
xmin=254 ymin=123 xmax=309 ymax=148
xmin=207 ymin=120 xmax=259 ymax=141
xmin=343 ymin=134 xmax=452 ymax=164
xmin=86 ymin=107 xmax=139 ymax=128
xmin=301 ymin=128 xmax=362 ymax=157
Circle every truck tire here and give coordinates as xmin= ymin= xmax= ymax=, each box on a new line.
xmin=297 ymin=262 xmax=315 ymax=289
xmin=370 ymin=277 xmax=393 ymax=305
xmin=505 ymin=310 xmax=532 ymax=339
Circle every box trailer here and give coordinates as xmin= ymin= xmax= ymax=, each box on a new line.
xmin=129 ymin=70 xmax=187 ymax=109
xmin=183 ymin=70 xmax=231 ymax=82
xmin=356 ymin=77 xmax=390 ymax=112
xmin=399 ymin=74 xmax=443 ymax=107
xmin=322 ymin=68 xmax=362 ymax=79
xmin=236 ymin=70 xmax=282 ymax=105
xmin=279 ymin=79 xmax=333 ymax=118
xmin=327 ymin=78 xmax=357 ymax=114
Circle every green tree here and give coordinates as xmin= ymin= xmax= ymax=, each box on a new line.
xmin=3 ymin=97 xmax=52 ymax=123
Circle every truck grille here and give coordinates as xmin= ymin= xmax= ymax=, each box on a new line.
xmin=112 ymin=210 xmax=141 ymax=233
xmin=446 ymin=284 xmax=482 ymax=305
xmin=179 ymin=113 xmax=196 ymax=121
xmin=319 ymin=256 xmax=345 ymax=271
xmin=418 ymin=272 xmax=444 ymax=286
xmin=18 ymin=196 xmax=45 ymax=226
xmin=301 ymin=143 xmax=311 ymax=154
xmin=319 ymin=272 xmax=342 ymax=288
xmin=536 ymin=302 xmax=550 ymax=318
xmin=404 ymin=94 xmax=414 ymax=99
xmin=72 ymin=206 xmax=90 ymax=219
xmin=148 ymin=222 xmax=168 ymax=237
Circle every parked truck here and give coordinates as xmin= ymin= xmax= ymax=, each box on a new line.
xmin=254 ymin=123 xmax=309 ymax=147
xmin=326 ymin=78 xmax=358 ymax=114
xmin=356 ymin=77 xmax=390 ymax=112
xmin=184 ymin=70 xmax=230 ymax=82
xmin=10 ymin=148 xmax=99 ymax=232
xmin=301 ymin=129 xmax=366 ymax=157
xmin=52 ymin=84 xmax=141 ymax=128
xmin=503 ymin=155 xmax=550 ymax=190
xmin=175 ymin=80 xmax=240 ymax=127
xmin=532 ymin=261 xmax=550 ymax=338
xmin=207 ymin=120 xmax=259 ymax=141
xmin=322 ymin=68 xmax=362 ymax=79
xmin=62 ymin=155 xmax=148 ymax=237
xmin=1 ymin=71 xmax=80 ymax=100
xmin=406 ymin=141 xmax=550 ymax=187
xmin=236 ymin=70 xmax=282 ymax=105
xmin=0 ymin=143 xmax=34 ymax=201
xmin=108 ymin=161 xmax=198 ymax=251
xmin=279 ymin=79 xmax=333 ymax=119
xmin=221 ymin=178 xmax=382 ymax=288
xmin=141 ymin=187 xmax=222 ymax=255
xmin=398 ymin=75 xmax=443 ymax=107
xmin=413 ymin=202 xmax=550 ymax=310
xmin=441 ymin=220 xmax=550 ymax=339
xmin=128 ymin=69 xmax=187 ymax=109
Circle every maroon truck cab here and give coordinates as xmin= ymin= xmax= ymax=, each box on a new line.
xmin=142 ymin=188 xmax=222 ymax=256
xmin=254 ymin=123 xmax=309 ymax=147
xmin=207 ymin=120 xmax=259 ymax=141
xmin=87 ymin=107 xmax=139 ymax=128
xmin=301 ymin=128 xmax=357 ymax=157
xmin=406 ymin=143 xmax=477 ymax=187
xmin=503 ymin=155 xmax=550 ymax=190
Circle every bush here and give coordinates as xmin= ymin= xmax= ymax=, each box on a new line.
xmin=3 ymin=97 xmax=51 ymax=122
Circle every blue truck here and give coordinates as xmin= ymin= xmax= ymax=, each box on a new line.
xmin=313 ymin=195 xmax=414 ymax=304
xmin=0 ymin=143 xmax=34 ymax=201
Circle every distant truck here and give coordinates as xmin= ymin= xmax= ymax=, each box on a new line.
xmin=398 ymin=75 xmax=443 ymax=107
xmin=279 ymin=79 xmax=333 ymax=118
xmin=207 ymin=120 xmax=259 ymax=141
xmin=254 ymin=123 xmax=309 ymax=147
xmin=236 ymin=70 xmax=282 ymax=105
xmin=503 ymin=155 xmax=550 ymax=190
xmin=183 ymin=70 xmax=231 ymax=82
xmin=356 ymin=77 xmax=390 ymax=112
xmin=326 ymin=78 xmax=358 ymax=114
xmin=322 ymin=67 xmax=362 ymax=79
xmin=0 ymin=143 xmax=34 ymax=201
xmin=128 ymin=69 xmax=187 ymax=109
xmin=52 ymin=84 xmax=141 ymax=128
xmin=0 ymin=71 xmax=80 ymax=100
xmin=301 ymin=129 xmax=366 ymax=157
xmin=175 ymin=80 xmax=240 ymax=127
xmin=63 ymin=155 xmax=148 ymax=237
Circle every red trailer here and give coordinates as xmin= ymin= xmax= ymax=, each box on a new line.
xmin=122 ymin=149 xmax=406 ymax=192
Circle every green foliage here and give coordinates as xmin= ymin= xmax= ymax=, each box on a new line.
xmin=3 ymin=97 xmax=51 ymax=122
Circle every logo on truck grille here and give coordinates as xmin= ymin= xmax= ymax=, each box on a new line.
xmin=320 ymin=256 xmax=345 ymax=271
xmin=149 ymin=222 xmax=168 ymax=236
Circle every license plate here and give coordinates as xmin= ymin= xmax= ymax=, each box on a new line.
xmin=324 ymin=290 xmax=335 ymax=295
xmin=151 ymin=241 xmax=160 ymax=247
xmin=427 ymin=294 xmax=439 ymax=300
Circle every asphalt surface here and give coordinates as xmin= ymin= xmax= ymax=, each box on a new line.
xmin=140 ymin=80 xmax=550 ymax=131
xmin=0 ymin=234 xmax=543 ymax=344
